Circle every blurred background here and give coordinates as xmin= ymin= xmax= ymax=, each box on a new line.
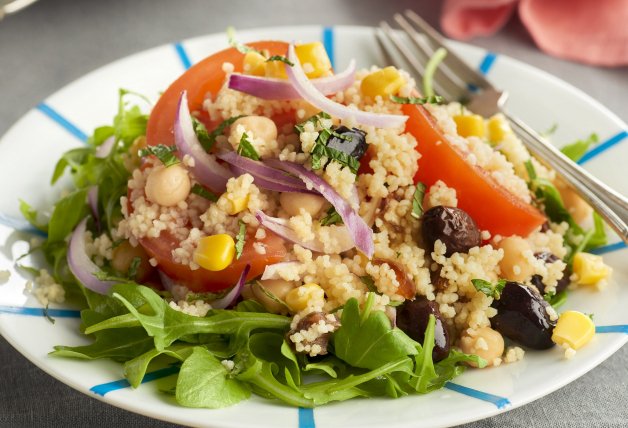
xmin=0 ymin=0 xmax=626 ymax=427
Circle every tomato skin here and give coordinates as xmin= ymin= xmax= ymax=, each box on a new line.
xmin=146 ymin=41 xmax=289 ymax=148
xmin=140 ymin=230 xmax=287 ymax=293
xmin=402 ymin=104 xmax=546 ymax=237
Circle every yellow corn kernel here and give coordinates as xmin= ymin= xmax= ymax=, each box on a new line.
xmin=243 ymin=51 xmax=267 ymax=76
xmin=573 ymin=252 xmax=611 ymax=285
xmin=285 ymin=283 xmax=325 ymax=313
xmin=360 ymin=66 xmax=405 ymax=98
xmin=265 ymin=59 xmax=288 ymax=79
xmin=193 ymin=234 xmax=235 ymax=271
xmin=226 ymin=195 xmax=249 ymax=215
xmin=487 ymin=116 xmax=511 ymax=143
xmin=552 ymin=311 xmax=595 ymax=350
xmin=295 ymin=42 xmax=332 ymax=78
xmin=454 ymin=114 xmax=486 ymax=138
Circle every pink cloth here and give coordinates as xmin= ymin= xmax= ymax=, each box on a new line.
xmin=441 ymin=0 xmax=628 ymax=66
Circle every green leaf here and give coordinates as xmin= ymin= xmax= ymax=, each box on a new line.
xmin=320 ymin=206 xmax=343 ymax=226
xmin=113 ymin=89 xmax=149 ymax=145
xmin=560 ymin=133 xmax=599 ymax=162
xmin=237 ymin=132 xmax=260 ymax=160
xmin=411 ymin=182 xmax=426 ymax=219
xmin=584 ymin=212 xmax=607 ymax=251
xmin=390 ymin=95 xmax=443 ymax=105
xmin=235 ymin=220 xmax=246 ymax=259
xmin=18 ymin=199 xmax=47 ymax=232
xmin=176 ymin=347 xmax=251 ymax=408
xmin=310 ymin=138 xmax=360 ymax=174
xmin=266 ymin=55 xmax=294 ymax=66
xmin=359 ymin=275 xmax=377 ymax=293
xmin=124 ymin=344 xmax=194 ymax=388
xmin=226 ymin=26 xmax=263 ymax=55
xmin=471 ymin=279 xmax=506 ymax=299
xmin=190 ymin=184 xmax=218 ymax=202
xmin=47 ymin=189 xmax=88 ymax=243
xmin=544 ymin=290 xmax=568 ymax=309
xmin=198 ymin=115 xmax=246 ymax=152
xmin=332 ymin=294 xmax=419 ymax=370
xmin=139 ymin=144 xmax=179 ymax=167
xmin=294 ymin=111 xmax=331 ymax=134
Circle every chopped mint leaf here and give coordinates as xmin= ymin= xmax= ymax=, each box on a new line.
xmin=139 ymin=144 xmax=179 ymax=167
xmin=237 ymin=132 xmax=260 ymax=161
xmin=197 ymin=115 xmax=245 ymax=152
xmin=320 ymin=206 xmax=343 ymax=226
xmin=560 ymin=133 xmax=599 ymax=162
xmin=359 ymin=275 xmax=377 ymax=293
xmin=471 ymin=279 xmax=506 ymax=299
xmin=235 ymin=220 xmax=246 ymax=259
xmin=43 ymin=304 xmax=56 ymax=324
xmin=191 ymin=184 xmax=218 ymax=202
xmin=266 ymin=55 xmax=294 ymax=66
xmin=128 ymin=256 xmax=142 ymax=280
xmin=390 ymin=95 xmax=443 ymax=105
xmin=226 ymin=26 xmax=262 ymax=55
xmin=310 ymin=142 xmax=360 ymax=174
xmin=294 ymin=111 xmax=331 ymax=134
xmin=411 ymin=182 xmax=426 ymax=219
xmin=540 ymin=123 xmax=559 ymax=138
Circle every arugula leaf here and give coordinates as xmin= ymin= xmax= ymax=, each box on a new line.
xmin=266 ymin=55 xmax=294 ymax=66
xmin=235 ymin=220 xmax=246 ymax=259
xmin=19 ymin=199 xmax=47 ymax=232
xmin=332 ymin=294 xmax=418 ymax=370
xmin=320 ymin=206 xmax=343 ymax=226
xmin=471 ymin=279 xmax=506 ymax=299
xmin=190 ymin=184 xmax=218 ymax=202
xmin=47 ymin=189 xmax=88 ymax=243
xmin=114 ymin=89 xmax=149 ymax=145
xmin=237 ymin=132 xmax=260 ymax=160
xmin=390 ymin=95 xmax=443 ymax=105
xmin=411 ymin=182 xmax=426 ymax=219
xmin=139 ymin=144 xmax=179 ymax=167
xmin=560 ymin=133 xmax=599 ymax=162
xmin=124 ymin=344 xmax=194 ymax=388
xmin=176 ymin=347 xmax=251 ymax=408
xmin=584 ymin=212 xmax=607 ymax=251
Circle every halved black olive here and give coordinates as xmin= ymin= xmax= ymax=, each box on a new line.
xmin=396 ymin=297 xmax=450 ymax=361
xmin=529 ymin=252 xmax=571 ymax=295
xmin=421 ymin=206 xmax=481 ymax=256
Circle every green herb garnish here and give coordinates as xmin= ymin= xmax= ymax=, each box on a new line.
xmin=310 ymin=140 xmax=360 ymax=174
xmin=560 ymin=133 xmax=599 ymax=162
xmin=43 ymin=304 xmax=56 ymax=324
xmin=139 ymin=144 xmax=179 ymax=167
xmin=320 ymin=206 xmax=343 ymax=226
xmin=390 ymin=95 xmax=443 ymax=105
xmin=266 ymin=55 xmax=294 ymax=66
xmin=359 ymin=275 xmax=377 ymax=293
xmin=226 ymin=26 xmax=262 ymax=55
xmin=235 ymin=220 xmax=246 ymax=259
xmin=543 ymin=290 xmax=567 ymax=309
xmin=411 ymin=182 xmax=426 ymax=219
xmin=294 ymin=111 xmax=331 ymax=134
xmin=128 ymin=257 xmax=142 ymax=280
xmin=471 ymin=279 xmax=507 ymax=299
xmin=191 ymin=184 xmax=219 ymax=202
xmin=237 ymin=132 xmax=260 ymax=161
xmin=197 ymin=115 xmax=246 ymax=152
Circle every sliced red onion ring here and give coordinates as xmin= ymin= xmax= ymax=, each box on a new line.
xmin=211 ymin=264 xmax=251 ymax=309
xmin=264 ymin=159 xmax=374 ymax=258
xmin=67 ymin=218 xmax=118 ymax=295
xmin=174 ymin=91 xmax=234 ymax=192
xmin=217 ymin=151 xmax=316 ymax=194
xmin=285 ymin=44 xmax=408 ymax=129
xmin=228 ymin=60 xmax=356 ymax=100
xmin=261 ymin=261 xmax=300 ymax=281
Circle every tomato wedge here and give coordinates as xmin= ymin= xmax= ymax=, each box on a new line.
xmin=402 ymin=104 xmax=545 ymax=237
xmin=137 ymin=41 xmax=290 ymax=292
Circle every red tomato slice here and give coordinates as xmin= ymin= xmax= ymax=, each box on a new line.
xmin=402 ymin=104 xmax=546 ymax=237
xmin=137 ymin=41 xmax=290 ymax=292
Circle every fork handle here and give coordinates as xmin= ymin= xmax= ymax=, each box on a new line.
xmin=503 ymin=110 xmax=628 ymax=244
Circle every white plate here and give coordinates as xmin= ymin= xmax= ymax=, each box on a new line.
xmin=0 ymin=25 xmax=626 ymax=428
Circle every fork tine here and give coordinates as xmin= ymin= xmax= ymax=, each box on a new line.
xmin=404 ymin=9 xmax=493 ymax=90
xmin=378 ymin=21 xmax=457 ymax=100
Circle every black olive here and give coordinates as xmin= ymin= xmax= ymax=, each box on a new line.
xmin=529 ymin=252 xmax=571 ymax=295
xmin=326 ymin=126 xmax=368 ymax=160
xmin=490 ymin=281 xmax=556 ymax=349
xmin=396 ymin=297 xmax=450 ymax=362
xmin=421 ymin=206 xmax=481 ymax=256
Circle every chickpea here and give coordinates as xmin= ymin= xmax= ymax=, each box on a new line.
xmin=232 ymin=116 xmax=277 ymax=145
xmin=459 ymin=326 xmax=504 ymax=367
xmin=145 ymin=164 xmax=191 ymax=207
xmin=495 ymin=236 xmax=534 ymax=281
xmin=279 ymin=192 xmax=327 ymax=217
xmin=111 ymin=240 xmax=153 ymax=282
xmin=252 ymin=279 xmax=296 ymax=314
xmin=556 ymin=182 xmax=592 ymax=224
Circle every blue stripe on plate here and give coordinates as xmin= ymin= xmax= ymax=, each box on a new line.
xmin=590 ymin=241 xmax=627 ymax=255
xmin=298 ymin=407 xmax=316 ymax=428
xmin=578 ymin=130 xmax=628 ymax=165
xmin=36 ymin=103 xmax=88 ymax=143
xmin=322 ymin=26 xmax=335 ymax=70
xmin=445 ymin=382 xmax=510 ymax=409
xmin=0 ymin=306 xmax=81 ymax=318
xmin=596 ymin=325 xmax=628 ymax=334
xmin=0 ymin=212 xmax=47 ymax=237
xmin=174 ymin=42 xmax=192 ymax=70
xmin=90 ymin=366 xmax=180 ymax=396
xmin=478 ymin=52 xmax=498 ymax=75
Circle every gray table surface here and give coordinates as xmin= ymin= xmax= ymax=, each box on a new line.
xmin=0 ymin=0 xmax=626 ymax=427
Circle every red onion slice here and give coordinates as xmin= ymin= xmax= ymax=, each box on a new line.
xmin=285 ymin=44 xmax=408 ymax=129
xmin=211 ymin=264 xmax=251 ymax=309
xmin=264 ymin=160 xmax=374 ymax=258
xmin=228 ymin=60 xmax=356 ymax=100
xmin=260 ymin=261 xmax=300 ymax=280
xmin=67 ymin=218 xmax=117 ymax=295
xmin=174 ymin=91 xmax=234 ymax=192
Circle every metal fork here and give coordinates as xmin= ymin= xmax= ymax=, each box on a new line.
xmin=378 ymin=10 xmax=628 ymax=244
